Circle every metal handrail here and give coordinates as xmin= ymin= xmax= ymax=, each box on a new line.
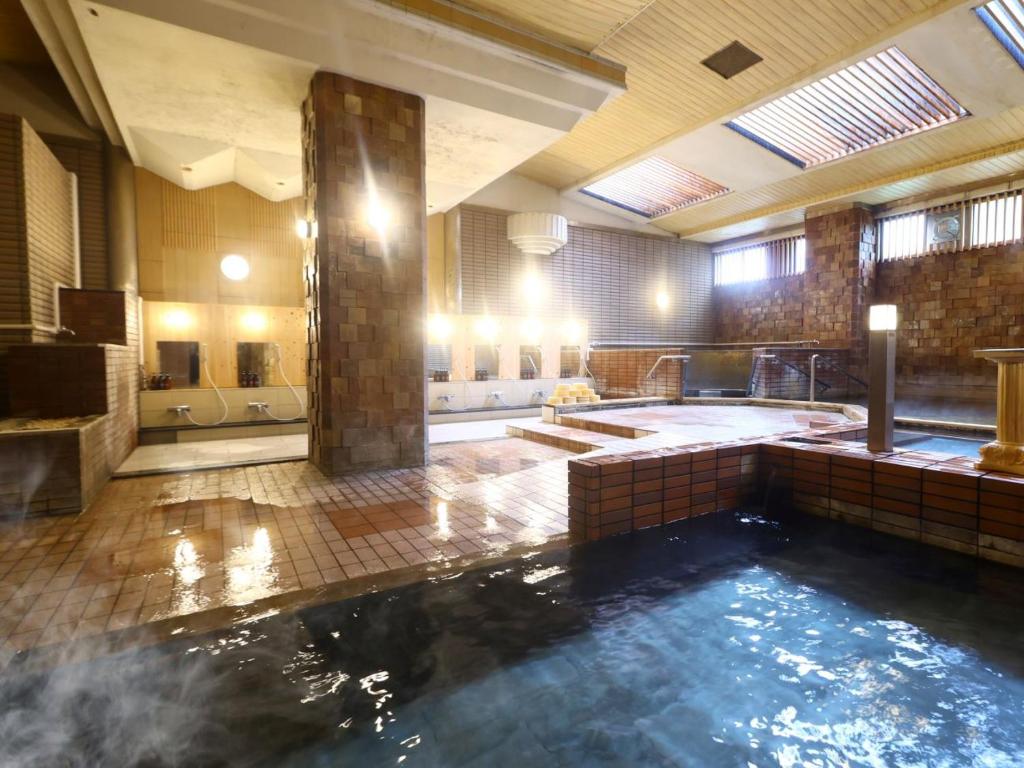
xmin=646 ymin=354 xmax=692 ymax=380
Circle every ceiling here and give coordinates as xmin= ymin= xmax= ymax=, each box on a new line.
xmin=0 ymin=0 xmax=49 ymax=65
xmin=33 ymin=0 xmax=622 ymax=205
xmin=459 ymin=0 xmax=1024 ymax=241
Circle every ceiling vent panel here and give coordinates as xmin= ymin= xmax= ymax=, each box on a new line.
xmin=702 ymin=41 xmax=763 ymax=79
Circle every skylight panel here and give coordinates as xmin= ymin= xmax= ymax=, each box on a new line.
xmin=726 ymin=47 xmax=969 ymax=169
xmin=580 ymin=156 xmax=730 ymax=218
xmin=977 ymin=0 xmax=1024 ymax=68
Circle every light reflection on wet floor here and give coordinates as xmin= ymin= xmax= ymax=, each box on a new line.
xmin=0 ymin=439 xmax=573 ymax=658
xmin=1 ymin=511 xmax=1021 ymax=767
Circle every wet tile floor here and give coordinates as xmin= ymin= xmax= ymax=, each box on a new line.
xmin=0 ymin=439 xmax=572 ymax=661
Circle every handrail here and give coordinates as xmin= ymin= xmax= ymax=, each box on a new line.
xmin=646 ymin=354 xmax=691 ymax=380
xmin=817 ymin=358 xmax=868 ymax=390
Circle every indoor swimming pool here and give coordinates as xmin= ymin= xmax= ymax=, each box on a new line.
xmin=1 ymin=511 xmax=1022 ymax=767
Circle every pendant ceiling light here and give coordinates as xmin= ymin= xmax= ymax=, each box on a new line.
xmin=507 ymin=212 xmax=568 ymax=256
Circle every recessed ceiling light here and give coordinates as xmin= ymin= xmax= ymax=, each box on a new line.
xmin=725 ymin=47 xmax=969 ymax=169
xmin=702 ymin=41 xmax=762 ymax=79
xmin=976 ymin=0 xmax=1024 ymax=68
xmin=580 ymin=156 xmax=730 ymax=218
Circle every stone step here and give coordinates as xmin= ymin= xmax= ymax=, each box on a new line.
xmin=506 ymin=421 xmax=622 ymax=454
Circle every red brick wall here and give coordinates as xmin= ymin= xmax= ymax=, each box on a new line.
xmin=713 ymin=275 xmax=805 ymax=342
xmin=588 ymin=348 xmax=686 ymax=398
xmin=715 ymin=208 xmax=875 ymax=361
xmin=876 ymin=242 xmax=1024 ymax=390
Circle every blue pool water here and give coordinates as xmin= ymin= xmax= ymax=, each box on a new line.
xmin=856 ymin=430 xmax=989 ymax=457
xmin=1 ymin=511 xmax=1022 ymax=767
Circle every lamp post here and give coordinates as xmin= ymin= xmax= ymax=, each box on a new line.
xmin=867 ymin=304 xmax=897 ymax=452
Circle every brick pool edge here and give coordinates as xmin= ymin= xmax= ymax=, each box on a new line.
xmin=568 ymin=424 xmax=1024 ymax=568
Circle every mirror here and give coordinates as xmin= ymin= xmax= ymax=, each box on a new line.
xmin=560 ymin=345 xmax=581 ymax=378
xmin=519 ymin=345 xmax=541 ymax=379
xmin=156 ymin=341 xmax=200 ymax=388
xmin=427 ymin=344 xmax=452 ymax=381
xmin=473 ymin=345 xmax=499 ymax=380
xmin=237 ymin=342 xmax=276 ymax=387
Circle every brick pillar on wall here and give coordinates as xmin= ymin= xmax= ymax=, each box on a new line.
xmin=803 ymin=206 xmax=876 ymax=373
xmin=302 ymin=72 xmax=427 ymax=475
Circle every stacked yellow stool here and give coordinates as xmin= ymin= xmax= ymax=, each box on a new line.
xmin=547 ymin=382 xmax=600 ymax=406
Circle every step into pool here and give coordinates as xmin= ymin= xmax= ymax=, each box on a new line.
xmin=1 ymin=512 xmax=1022 ymax=767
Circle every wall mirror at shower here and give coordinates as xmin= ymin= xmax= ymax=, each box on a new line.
xmin=155 ymin=341 xmax=200 ymax=388
xmin=236 ymin=342 xmax=278 ymax=387
xmin=427 ymin=344 xmax=452 ymax=381
xmin=473 ymin=345 xmax=499 ymax=380
xmin=559 ymin=346 xmax=581 ymax=378
xmin=519 ymin=345 xmax=542 ymax=379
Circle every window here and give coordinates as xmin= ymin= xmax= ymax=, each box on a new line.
xmin=714 ymin=235 xmax=805 ymax=286
xmin=726 ymin=47 xmax=969 ymax=169
xmin=877 ymin=189 xmax=1024 ymax=261
xmin=976 ymin=0 xmax=1024 ymax=69
xmin=580 ymin=156 xmax=729 ymax=218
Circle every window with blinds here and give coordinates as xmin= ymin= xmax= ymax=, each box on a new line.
xmin=713 ymin=235 xmax=806 ymax=286
xmin=876 ymin=189 xmax=1024 ymax=261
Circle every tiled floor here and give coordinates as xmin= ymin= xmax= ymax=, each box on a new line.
xmin=116 ymin=419 xmax=547 ymax=476
xmin=518 ymin=404 xmax=852 ymax=457
xmin=0 ymin=439 xmax=572 ymax=661
xmin=114 ymin=434 xmax=309 ymax=476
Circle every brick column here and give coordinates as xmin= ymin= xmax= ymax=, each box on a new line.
xmin=302 ymin=73 xmax=427 ymax=474
xmin=804 ymin=206 xmax=875 ymax=373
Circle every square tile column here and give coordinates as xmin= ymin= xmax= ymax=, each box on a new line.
xmin=302 ymin=72 xmax=427 ymax=474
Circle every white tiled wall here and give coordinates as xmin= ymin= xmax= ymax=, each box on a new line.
xmin=139 ymin=386 xmax=308 ymax=428
xmin=427 ymin=377 xmax=588 ymax=412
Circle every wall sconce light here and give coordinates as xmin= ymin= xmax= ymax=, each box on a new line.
xmin=561 ymin=318 xmax=583 ymax=345
xmin=367 ymin=195 xmax=391 ymax=235
xmin=474 ymin=316 xmax=500 ymax=343
xmin=655 ymin=291 xmax=670 ymax=312
xmin=295 ymin=219 xmax=313 ymax=239
xmin=427 ymin=314 xmax=452 ymax=343
xmin=867 ymin=304 xmax=898 ymax=452
xmin=220 ymin=254 xmax=250 ymax=281
xmin=241 ymin=311 xmax=267 ymax=332
xmin=163 ymin=308 xmax=192 ymax=329
xmin=521 ymin=317 xmax=544 ymax=344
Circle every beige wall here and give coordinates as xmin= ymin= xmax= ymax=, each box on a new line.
xmin=135 ymin=169 xmax=307 ymax=388
xmin=427 ymin=212 xmax=445 ymax=313
xmin=135 ymin=168 xmax=303 ymax=306
xmin=428 ymin=312 xmax=588 ymax=381
xmin=142 ymin=300 xmax=306 ymax=388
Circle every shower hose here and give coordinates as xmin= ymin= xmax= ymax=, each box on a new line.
xmin=260 ymin=343 xmax=305 ymax=421
xmin=183 ymin=343 xmax=229 ymax=427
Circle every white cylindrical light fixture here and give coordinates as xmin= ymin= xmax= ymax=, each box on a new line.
xmin=507 ymin=212 xmax=568 ymax=256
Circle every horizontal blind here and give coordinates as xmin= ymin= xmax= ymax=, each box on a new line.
xmin=713 ymin=235 xmax=805 ymax=286
xmin=877 ymin=188 xmax=1024 ymax=261
xmin=460 ymin=208 xmax=714 ymax=343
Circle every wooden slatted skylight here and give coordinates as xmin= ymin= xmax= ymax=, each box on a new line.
xmin=580 ymin=156 xmax=730 ymax=218
xmin=977 ymin=0 xmax=1024 ymax=68
xmin=726 ymin=47 xmax=969 ymax=169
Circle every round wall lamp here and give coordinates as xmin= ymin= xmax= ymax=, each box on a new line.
xmin=220 ymin=254 xmax=250 ymax=281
